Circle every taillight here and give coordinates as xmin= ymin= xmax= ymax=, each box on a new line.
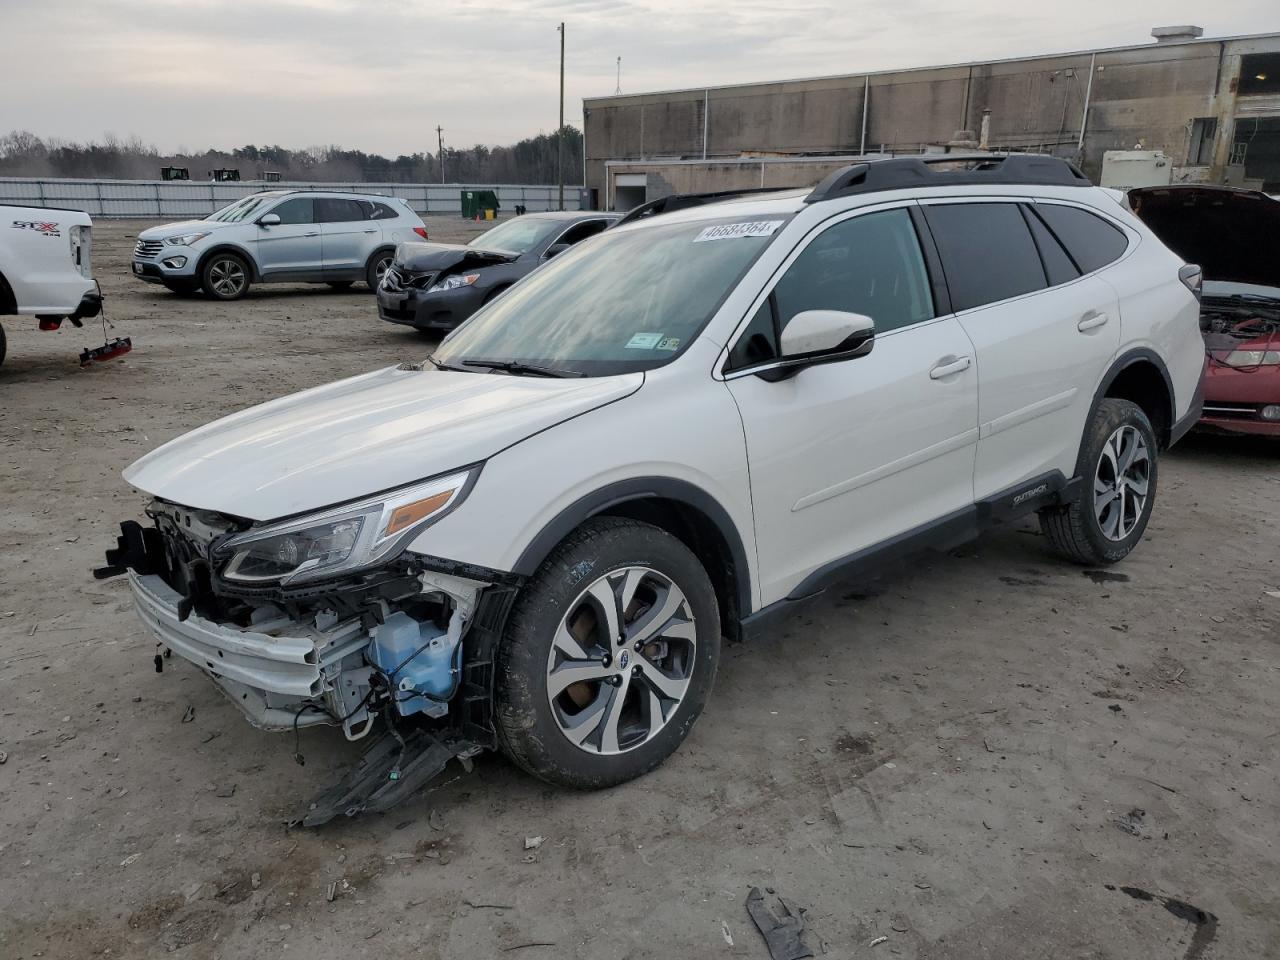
xmin=1178 ymin=263 xmax=1202 ymax=301
xmin=413 ymin=227 xmax=429 ymax=240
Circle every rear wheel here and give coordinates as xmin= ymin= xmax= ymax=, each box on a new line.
xmin=495 ymin=517 xmax=720 ymax=788
xmin=200 ymin=253 xmax=250 ymax=301
xmin=366 ymin=251 xmax=393 ymax=291
xmin=0 ymin=322 xmax=6 ymax=368
xmin=1039 ymin=398 xmax=1158 ymax=564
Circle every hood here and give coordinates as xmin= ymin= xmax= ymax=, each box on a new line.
xmin=124 ymin=366 xmax=642 ymax=521
xmin=1129 ymin=185 xmax=1280 ymax=288
xmin=394 ymin=241 xmax=518 ymax=274
xmin=137 ymin=219 xmax=234 ymax=240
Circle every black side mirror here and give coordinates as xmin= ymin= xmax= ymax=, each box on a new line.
xmin=544 ymin=243 xmax=570 ymax=259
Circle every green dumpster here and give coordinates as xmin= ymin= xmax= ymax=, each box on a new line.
xmin=461 ymin=189 xmax=500 ymax=220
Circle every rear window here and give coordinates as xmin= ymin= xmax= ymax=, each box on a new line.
xmin=924 ymin=203 xmax=1046 ymax=311
xmin=1033 ymin=204 xmax=1128 ymax=274
xmin=316 ymin=198 xmax=366 ymax=223
xmin=367 ymin=201 xmax=399 ymax=220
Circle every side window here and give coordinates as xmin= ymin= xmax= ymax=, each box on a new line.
xmin=726 ymin=208 xmax=934 ymax=369
xmin=924 ymin=202 xmax=1046 ymax=311
xmin=316 ymin=198 xmax=365 ymax=223
xmin=558 ymin=220 xmax=609 ymax=247
xmin=270 ymin=197 xmax=314 ymax=225
xmin=1021 ymin=205 xmax=1080 ymax=286
xmin=369 ymin=202 xmax=398 ymax=220
xmin=1033 ymin=204 xmax=1128 ymax=274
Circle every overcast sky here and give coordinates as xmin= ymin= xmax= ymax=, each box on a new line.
xmin=2 ymin=0 xmax=1275 ymax=156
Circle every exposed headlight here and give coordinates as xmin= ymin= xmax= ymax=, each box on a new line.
xmin=1222 ymin=349 xmax=1280 ymax=367
xmin=216 ymin=467 xmax=478 ymax=585
xmin=165 ymin=232 xmax=211 ymax=246
xmin=428 ymin=273 xmax=480 ymax=293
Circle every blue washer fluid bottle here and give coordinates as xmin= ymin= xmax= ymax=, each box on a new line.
xmin=366 ymin=611 xmax=459 ymax=717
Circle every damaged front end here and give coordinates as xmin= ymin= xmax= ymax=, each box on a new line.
xmin=97 ymin=492 xmax=519 ymax=824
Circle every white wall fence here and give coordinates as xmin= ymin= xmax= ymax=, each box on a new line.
xmin=0 ymin=178 xmax=574 ymax=218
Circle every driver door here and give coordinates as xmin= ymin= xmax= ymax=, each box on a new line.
xmin=723 ymin=204 xmax=980 ymax=605
xmin=256 ymin=197 xmax=323 ymax=278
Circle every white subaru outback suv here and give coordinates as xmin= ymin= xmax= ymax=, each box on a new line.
xmin=99 ymin=156 xmax=1204 ymax=819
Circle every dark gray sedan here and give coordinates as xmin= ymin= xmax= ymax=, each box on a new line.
xmin=377 ymin=211 xmax=619 ymax=332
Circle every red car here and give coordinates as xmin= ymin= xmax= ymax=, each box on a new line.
xmin=1130 ymin=185 xmax=1280 ymax=438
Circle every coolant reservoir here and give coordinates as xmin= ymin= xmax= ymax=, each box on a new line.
xmin=367 ymin=611 xmax=459 ymax=718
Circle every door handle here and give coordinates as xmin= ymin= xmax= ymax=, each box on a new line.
xmin=929 ymin=355 xmax=972 ymax=379
xmin=1078 ymin=312 xmax=1109 ymax=332
xmin=304 ymin=232 xmax=319 ymax=237
xmin=363 ymin=228 xmax=377 ymax=234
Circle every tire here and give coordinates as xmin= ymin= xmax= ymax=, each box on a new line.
xmin=1039 ymin=398 xmax=1158 ymax=565
xmin=495 ymin=517 xmax=721 ymax=789
xmin=200 ymin=253 xmax=251 ymax=301
xmin=366 ymin=250 xmax=393 ymax=291
xmin=326 ymin=280 xmax=355 ymax=291
xmin=0 ymin=322 xmax=6 ymax=368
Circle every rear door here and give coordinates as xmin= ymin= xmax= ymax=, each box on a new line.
xmin=318 ymin=198 xmax=376 ymax=277
xmin=920 ymin=199 xmax=1122 ymax=498
xmin=723 ymin=203 xmax=980 ymax=605
xmin=255 ymin=197 xmax=322 ymax=278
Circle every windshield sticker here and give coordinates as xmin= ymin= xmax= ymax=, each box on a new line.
xmin=656 ymin=337 xmax=681 ymax=351
xmin=693 ymin=220 xmax=784 ymax=243
xmin=626 ymin=332 xmax=663 ymax=349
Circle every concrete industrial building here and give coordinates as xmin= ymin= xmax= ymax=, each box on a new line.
xmin=583 ymin=27 xmax=1280 ymax=209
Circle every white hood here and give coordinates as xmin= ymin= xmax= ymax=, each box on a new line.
xmin=124 ymin=366 xmax=643 ymax=521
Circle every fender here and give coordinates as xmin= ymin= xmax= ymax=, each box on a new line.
xmin=1085 ymin=347 xmax=1176 ymax=450
xmin=196 ymin=243 xmax=262 ymax=282
xmin=511 ymin=476 xmax=753 ymax=617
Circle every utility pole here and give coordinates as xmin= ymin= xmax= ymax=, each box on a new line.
xmin=436 ymin=125 xmax=445 ymax=184
xmin=557 ymin=21 xmax=565 ymax=211
xmin=615 ymin=56 xmax=622 ymax=95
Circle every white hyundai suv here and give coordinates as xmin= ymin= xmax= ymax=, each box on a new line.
xmin=131 ymin=190 xmax=428 ymax=300
xmin=99 ymin=156 xmax=1204 ymax=820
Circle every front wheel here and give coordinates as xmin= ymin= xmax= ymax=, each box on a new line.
xmin=495 ymin=517 xmax=720 ymax=788
xmin=200 ymin=253 xmax=250 ymax=301
xmin=1039 ymin=398 xmax=1158 ymax=565
xmin=366 ymin=251 xmax=393 ymax=291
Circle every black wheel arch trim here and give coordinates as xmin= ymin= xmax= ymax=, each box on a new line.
xmin=510 ymin=476 xmax=753 ymax=619
xmin=1090 ymin=348 xmax=1177 ymax=448
xmin=196 ymin=244 xmax=260 ymax=283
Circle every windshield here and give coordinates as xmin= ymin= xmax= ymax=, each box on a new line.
xmin=468 ymin=218 xmax=562 ymax=254
xmin=206 ymin=195 xmax=278 ymax=223
xmin=435 ymin=216 xmax=784 ymax=376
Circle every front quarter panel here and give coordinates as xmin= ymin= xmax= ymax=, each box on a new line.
xmin=408 ymin=338 xmax=760 ymax=609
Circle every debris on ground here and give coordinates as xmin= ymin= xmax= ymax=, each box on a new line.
xmin=1113 ymin=807 xmax=1148 ymax=837
xmin=523 ymin=836 xmax=544 ymax=850
xmin=181 ymin=705 xmax=195 ymax=723
xmin=326 ymin=880 xmax=338 ymax=902
xmin=721 ymin=920 xmax=734 ymax=946
xmin=745 ymin=886 xmax=814 ymax=960
xmin=870 ymin=935 xmax=888 ymax=947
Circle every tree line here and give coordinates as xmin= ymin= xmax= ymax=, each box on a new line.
xmin=0 ymin=128 xmax=584 ymax=184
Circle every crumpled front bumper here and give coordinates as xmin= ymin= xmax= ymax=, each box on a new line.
xmin=128 ymin=570 xmax=372 ymax=731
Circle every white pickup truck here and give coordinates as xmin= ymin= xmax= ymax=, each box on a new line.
xmin=0 ymin=204 xmax=101 ymax=368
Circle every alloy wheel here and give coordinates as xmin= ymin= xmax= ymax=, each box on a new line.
xmin=545 ymin=566 xmax=697 ymax=756
xmin=208 ymin=258 xmax=246 ymax=298
xmin=375 ymin=256 xmax=392 ymax=285
xmin=1093 ymin=424 xmax=1150 ymax=541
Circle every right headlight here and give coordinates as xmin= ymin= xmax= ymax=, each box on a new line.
xmin=216 ymin=467 xmax=478 ymax=585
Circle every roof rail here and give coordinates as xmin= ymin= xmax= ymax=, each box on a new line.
xmin=805 ymin=153 xmax=1090 ymax=204
xmin=614 ymin=187 xmax=785 ymax=227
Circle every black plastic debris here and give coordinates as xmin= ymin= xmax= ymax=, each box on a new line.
xmin=745 ymin=887 xmax=814 ymax=960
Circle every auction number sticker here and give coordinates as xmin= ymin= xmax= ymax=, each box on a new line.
xmin=693 ymin=220 xmax=783 ymax=243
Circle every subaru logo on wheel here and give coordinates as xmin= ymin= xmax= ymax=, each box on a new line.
xmin=618 ymin=651 xmax=630 ymax=669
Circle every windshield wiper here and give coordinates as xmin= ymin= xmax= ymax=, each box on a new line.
xmin=459 ymin=359 xmax=585 ymax=378
xmin=423 ymin=355 xmax=469 ymax=373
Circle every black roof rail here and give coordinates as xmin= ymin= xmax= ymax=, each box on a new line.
xmin=805 ymin=153 xmax=1090 ymax=204
xmin=614 ymin=187 xmax=786 ymax=227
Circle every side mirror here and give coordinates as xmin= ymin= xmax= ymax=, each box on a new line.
xmin=757 ymin=310 xmax=875 ymax=381
xmin=543 ymin=242 xmax=570 ymax=259
xmin=258 ymin=213 xmax=281 ymax=227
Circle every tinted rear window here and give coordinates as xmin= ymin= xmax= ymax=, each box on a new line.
xmin=924 ymin=203 xmax=1046 ymax=311
xmin=1033 ymin=204 xmax=1128 ymax=273
xmin=1021 ymin=205 xmax=1080 ymax=286
xmin=317 ymin=198 xmax=366 ymax=223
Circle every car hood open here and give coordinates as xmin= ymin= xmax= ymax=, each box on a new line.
xmin=393 ymin=242 xmax=519 ymax=274
xmin=124 ymin=366 xmax=642 ymax=521
xmin=1129 ymin=185 xmax=1280 ymax=288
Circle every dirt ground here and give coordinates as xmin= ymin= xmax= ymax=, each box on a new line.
xmin=1 ymin=218 xmax=1278 ymax=960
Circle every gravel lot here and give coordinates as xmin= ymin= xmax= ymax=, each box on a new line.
xmin=1 ymin=219 xmax=1278 ymax=960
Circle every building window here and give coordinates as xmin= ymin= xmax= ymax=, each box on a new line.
xmin=1239 ymin=53 xmax=1280 ymax=96
xmin=1188 ymin=118 xmax=1217 ymax=166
